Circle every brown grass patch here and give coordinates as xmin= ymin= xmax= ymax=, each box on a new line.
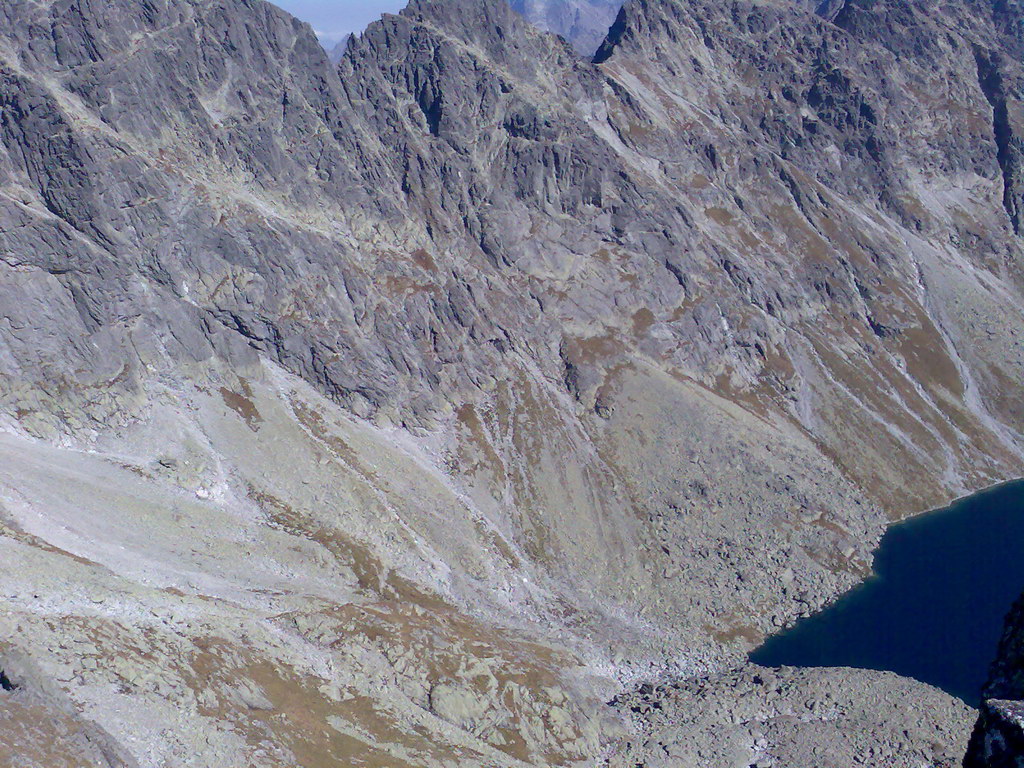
xmin=410 ymin=248 xmax=437 ymax=272
xmin=219 ymin=378 xmax=262 ymax=431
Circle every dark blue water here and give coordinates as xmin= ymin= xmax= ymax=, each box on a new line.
xmin=750 ymin=480 xmax=1024 ymax=705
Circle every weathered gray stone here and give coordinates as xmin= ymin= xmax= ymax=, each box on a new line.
xmin=1 ymin=0 xmax=1024 ymax=765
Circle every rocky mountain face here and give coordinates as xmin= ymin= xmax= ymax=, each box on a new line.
xmin=508 ymin=0 xmax=622 ymax=53
xmin=967 ymin=593 xmax=1024 ymax=767
xmin=0 ymin=0 xmax=1022 ymax=765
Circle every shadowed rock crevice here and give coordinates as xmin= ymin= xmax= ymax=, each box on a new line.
xmin=0 ymin=669 xmax=16 ymax=692
xmin=590 ymin=2 xmax=626 ymax=62
xmin=975 ymin=49 xmax=1023 ymax=235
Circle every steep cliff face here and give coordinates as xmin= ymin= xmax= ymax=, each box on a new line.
xmin=0 ymin=0 xmax=1023 ymax=765
xmin=968 ymin=702 xmax=1024 ymax=767
xmin=966 ymin=593 xmax=1024 ymax=767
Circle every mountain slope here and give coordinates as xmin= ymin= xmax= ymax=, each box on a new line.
xmin=0 ymin=0 xmax=1023 ymax=765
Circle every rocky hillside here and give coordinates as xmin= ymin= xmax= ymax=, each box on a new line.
xmin=0 ymin=0 xmax=1022 ymax=765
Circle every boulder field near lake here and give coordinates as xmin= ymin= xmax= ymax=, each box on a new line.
xmin=0 ymin=0 xmax=1023 ymax=766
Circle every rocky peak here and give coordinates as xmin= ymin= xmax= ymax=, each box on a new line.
xmin=355 ymin=0 xmax=581 ymax=93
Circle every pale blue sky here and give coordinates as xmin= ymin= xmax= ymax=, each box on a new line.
xmin=272 ymin=0 xmax=405 ymax=44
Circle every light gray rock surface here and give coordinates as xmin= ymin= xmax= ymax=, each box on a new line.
xmin=0 ymin=0 xmax=1022 ymax=765
xmin=606 ymin=664 xmax=976 ymax=768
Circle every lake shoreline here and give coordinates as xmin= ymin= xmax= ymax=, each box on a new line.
xmin=750 ymin=478 xmax=1024 ymax=706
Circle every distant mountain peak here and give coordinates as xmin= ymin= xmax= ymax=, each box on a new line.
xmin=507 ymin=0 xmax=623 ymax=54
xmin=326 ymin=33 xmax=352 ymax=63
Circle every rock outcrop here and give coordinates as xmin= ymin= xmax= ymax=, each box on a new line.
xmin=0 ymin=0 xmax=1023 ymax=765
xmin=967 ymin=593 xmax=1024 ymax=767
